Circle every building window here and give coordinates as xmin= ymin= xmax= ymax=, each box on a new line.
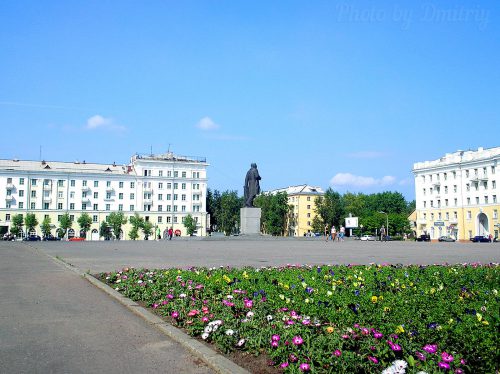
xmin=467 ymin=198 xmax=470 ymax=205
xmin=467 ymin=211 xmax=471 ymax=220
xmin=82 ymin=203 xmax=87 ymax=210
xmin=454 ymin=198 xmax=457 ymax=206
xmin=119 ymin=182 xmax=124 ymax=188
xmin=492 ymin=181 xmax=496 ymax=189
xmin=83 ymin=180 xmax=87 ymax=186
xmin=93 ymin=204 xmax=98 ymax=210
xmin=167 ymin=171 xmax=172 ymax=177
xmin=18 ymin=190 xmax=24 ymax=197
xmin=476 ymin=197 xmax=479 ymax=205
xmin=438 ymin=212 xmax=442 ymax=220
xmin=173 ymin=205 xmax=178 ymax=212
xmin=106 ymin=181 xmax=111 ymax=187
xmin=70 ymin=203 xmax=75 ymax=210
xmin=130 ymin=205 xmax=134 ymax=211
xmin=181 ymin=183 xmax=186 ymax=189
xmin=307 ymin=213 xmax=311 ymax=218
xmin=454 ymin=211 xmax=457 ymax=219
xmin=130 ymin=193 xmax=135 ymax=199
xmin=166 ymin=216 xmax=171 ymax=223
xmin=93 ymin=192 xmax=98 ymax=199
xmin=58 ymin=180 xmax=64 ymax=187
xmin=130 ymin=182 xmax=135 ymax=188
xmin=174 ymin=183 xmax=178 ymax=189
xmin=445 ymin=199 xmax=448 ymax=206
xmin=181 ymin=205 xmax=186 ymax=212
xmin=307 ymin=205 xmax=311 ymax=209
xmin=444 ymin=186 xmax=448 ymax=193
xmin=119 ymin=193 xmax=123 ymax=200
xmin=167 ymin=194 xmax=171 ymax=200
xmin=19 ymin=202 xmax=24 ymax=209
xmin=44 ymin=203 xmax=49 ymax=209
xmin=158 ymin=205 xmax=163 ymax=212
xmin=173 ymin=216 xmax=178 ymax=223
xmin=144 ymin=205 xmax=151 ymax=211
xmin=181 ymin=194 xmax=186 ymax=201
xmin=494 ymin=210 xmax=498 ymax=219
xmin=174 ymin=171 xmax=178 ymax=178
xmin=158 ymin=194 xmax=163 ymax=200
xmin=166 ymin=205 xmax=171 ymax=212
xmin=94 ymin=181 xmax=99 ymax=187
xmin=70 ymin=215 xmax=74 ymax=222
xmin=158 ymin=182 xmax=163 ymax=189
xmin=93 ymin=215 xmax=98 ymax=223
xmin=484 ymin=196 xmax=488 ymax=204
xmin=31 ymin=191 xmax=36 ymax=197
xmin=430 ymin=201 xmax=434 ymax=207
xmin=430 ymin=213 xmax=434 ymax=220
xmin=58 ymin=203 xmax=63 ymax=210
xmin=31 ymin=202 xmax=35 ymax=209
xmin=31 ymin=179 xmax=37 ymax=186
xmin=465 ymin=170 xmax=469 ymax=178
xmin=423 ymin=201 xmax=427 ymax=208
xmin=174 ymin=194 xmax=178 ymax=200
xmin=444 ymin=173 xmax=447 ymax=181
xmin=58 ymin=215 xmax=62 ymax=222
xmin=82 ymin=192 xmax=87 ymax=198
xmin=69 ymin=191 xmax=74 ymax=198
xmin=106 ymin=193 xmax=111 ymax=199
xmin=106 ymin=204 xmax=110 ymax=211
xmin=493 ymin=195 xmax=497 ymax=203
xmin=118 ymin=204 xmax=123 ymax=211
xmin=20 ymin=178 xmax=25 ymax=185
xmin=423 ymin=188 xmax=426 ymax=196
xmin=167 ymin=183 xmax=172 ymax=189
xmin=491 ymin=166 xmax=495 ymax=174
xmin=445 ymin=212 xmax=449 ymax=220
xmin=158 ymin=216 xmax=163 ymax=223
xmin=453 ymin=185 xmax=457 ymax=193
xmin=181 ymin=171 xmax=186 ymax=178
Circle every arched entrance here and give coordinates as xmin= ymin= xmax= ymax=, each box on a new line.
xmin=68 ymin=228 xmax=75 ymax=239
xmin=91 ymin=229 xmax=99 ymax=241
xmin=477 ymin=213 xmax=489 ymax=236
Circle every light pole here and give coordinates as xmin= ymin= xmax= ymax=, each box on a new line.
xmin=379 ymin=211 xmax=389 ymax=240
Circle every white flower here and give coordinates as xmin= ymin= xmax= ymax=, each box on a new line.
xmin=179 ymin=293 xmax=186 ymax=298
xmin=115 ymin=287 xmax=119 ymax=291
xmin=241 ymin=318 xmax=249 ymax=323
xmin=137 ymin=280 xmax=143 ymax=284
xmin=212 ymin=320 xmax=222 ymax=326
xmin=212 ymin=324 xmax=219 ymax=332
xmin=393 ymin=360 xmax=408 ymax=370
xmin=105 ymin=276 xmax=110 ymax=280
xmin=201 ymin=332 xmax=209 ymax=340
xmin=226 ymin=295 xmax=234 ymax=299
xmin=236 ymin=339 xmax=245 ymax=347
xmin=246 ymin=311 xmax=254 ymax=318
xmin=266 ymin=315 xmax=273 ymax=322
xmin=225 ymin=329 xmax=234 ymax=336
xmin=204 ymin=326 xmax=213 ymax=333
xmin=115 ymin=279 xmax=121 ymax=283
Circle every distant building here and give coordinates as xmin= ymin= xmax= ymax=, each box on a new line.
xmin=413 ymin=147 xmax=499 ymax=241
xmin=0 ymin=152 xmax=208 ymax=239
xmin=267 ymin=184 xmax=324 ymax=236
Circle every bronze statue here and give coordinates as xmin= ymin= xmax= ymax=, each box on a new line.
xmin=244 ymin=163 xmax=261 ymax=207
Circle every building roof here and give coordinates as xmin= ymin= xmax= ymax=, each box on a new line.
xmin=267 ymin=184 xmax=325 ymax=196
xmin=413 ymin=146 xmax=500 ymax=172
xmin=0 ymin=159 xmax=130 ymax=176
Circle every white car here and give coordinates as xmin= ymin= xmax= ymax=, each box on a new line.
xmin=360 ymin=235 xmax=376 ymax=241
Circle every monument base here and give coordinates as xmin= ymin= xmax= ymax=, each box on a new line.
xmin=240 ymin=207 xmax=261 ymax=235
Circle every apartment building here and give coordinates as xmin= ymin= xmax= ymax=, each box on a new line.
xmin=0 ymin=152 xmax=208 ymax=239
xmin=267 ymin=184 xmax=325 ymax=236
xmin=413 ymin=147 xmax=499 ymax=241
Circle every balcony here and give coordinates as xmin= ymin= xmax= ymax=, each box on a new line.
xmin=105 ymin=186 xmax=114 ymax=192
xmin=6 ymin=183 xmax=14 ymax=190
xmin=143 ymin=197 xmax=153 ymax=204
xmin=42 ymin=196 xmax=52 ymax=202
xmin=81 ymin=186 xmax=91 ymax=192
xmin=5 ymin=195 xmax=14 ymax=202
xmin=81 ymin=197 xmax=91 ymax=203
xmin=143 ymin=186 xmax=153 ymax=193
xmin=43 ymin=184 xmax=51 ymax=191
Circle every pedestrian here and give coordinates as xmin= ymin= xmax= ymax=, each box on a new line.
xmin=331 ymin=225 xmax=336 ymax=242
xmin=339 ymin=226 xmax=345 ymax=241
xmin=168 ymin=227 xmax=173 ymax=240
xmin=324 ymin=224 xmax=329 ymax=241
xmin=380 ymin=225 xmax=386 ymax=242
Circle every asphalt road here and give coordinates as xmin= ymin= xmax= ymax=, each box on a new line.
xmin=26 ymin=236 xmax=500 ymax=273
xmin=0 ymin=242 xmax=213 ymax=374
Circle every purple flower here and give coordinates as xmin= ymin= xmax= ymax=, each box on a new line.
xmin=292 ymin=335 xmax=304 ymax=345
xmin=280 ymin=362 xmax=289 ymax=368
xmin=333 ymin=349 xmax=342 ymax=357
xmin=271 ymin=334 xmax=280 ymax=341
xmin=415 ymin=352 xmax=426 ymax=361
xmin=289 ymin=354 xmax=298 ymax=362
xmin=271 ymin=340 xmax=279 ymax=348
xmin=438 ymin=362 xmax=450 ymax=370
xmin=388 ymin=340 xmax=401 ymax=351
xmin=299 ymin=363 xmax=310 ymax=371
xmin=441 ymin=352 xmax=454 ymax=363
xmin=373 ymin=331 xmax=383 ymax=339
xmin=423 ymin=344 xmax=438 ymax=354
xmin=454 ymin=369 xmax=464 ymax=374
xmin=244 ymin=299 xmax=253 ymax=308
xmin=368 ymin=356 xmax=379 ymax=364
xmin=171 ymin=311 xmax=179 ymax=318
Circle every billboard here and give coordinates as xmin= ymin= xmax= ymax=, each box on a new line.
xmin=345 ymin=217 xmax=359 ymax=228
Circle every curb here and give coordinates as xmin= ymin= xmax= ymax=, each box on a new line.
xmin=29 ymin=245 xmax=250 ymax=374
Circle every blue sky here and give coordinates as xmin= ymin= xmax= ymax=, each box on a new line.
xmin=1 ymin=1 xmax=498 ymax=200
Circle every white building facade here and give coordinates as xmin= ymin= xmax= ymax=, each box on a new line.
xmin=413 ymin=147 xmax=500 ymax=241
xmin=0 ymin=152 xmax=209 ymax=239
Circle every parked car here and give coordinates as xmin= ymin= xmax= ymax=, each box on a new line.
xmin=438 ymin=236 xmax=456 ymax=242
xmin=69 ymin=237 xmax=85 ymax=241
xmin=43 ymin=234 xmax=61 ymax=241
xmin=23 ymin=235 xmax=41 ymax=241
xmin=3 ymin=233 xmax=15 ymax=241
xmin=416 ymin=234 xmax=431 ymax=242
xmin=360 ymin=235 xmax=376 ymax=241
xmin=470 ymin=235 xmax=491 ymax=243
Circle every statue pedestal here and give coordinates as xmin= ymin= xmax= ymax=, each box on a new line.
xmin=240 ymin=208 xmax=261 ymax=235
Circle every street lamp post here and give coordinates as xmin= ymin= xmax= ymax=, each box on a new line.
xmin=379 ymin=211 xmax=389 ymax=240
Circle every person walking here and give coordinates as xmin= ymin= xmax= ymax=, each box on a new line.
xmin=168 ymin=227 xmax=173 ymax=240
xmin=339 ymin=226 xmax=345 ymax=241
xmin=324 ymin=224 xmax=329 ymax=241
xmin=380 ymin=225 xmax=386 ymax=242
xmin=331 ymin=225 xmax=336 ymax=242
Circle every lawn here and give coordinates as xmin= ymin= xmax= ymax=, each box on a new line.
xmin=99 ymin=263 xmax=499 ymax=373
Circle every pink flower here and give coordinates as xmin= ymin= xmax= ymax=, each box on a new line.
xmin=454 ymin=369 xmax=464 ymax=374
xmin=299 ymin=363 xmax=310 ymax=371
xmin=361 ymin=328 xmax=370 ymax=335
xmin=415 ymin=352 xmax=426 ymax=361
xmin=201 ymin=316 xmax=209 ymax=323
xmin=271 ymin=341 xmax=279 ymax=348
xmin=460 ymin=358 xmax=466 ymax=365
xmin=292 ymin=336 xmax=304 ymax=345
xmin=387 ymin=340 xmax=401 ymax=351
xmin=441 ymin=352 xmax=454 ymax=363
xmin=302 ymin=319 xmax=311 ymax=325
xmin=162 ymin=300 xmax=168 ymax=305
xmin=166 ymin=294 xmax=174 ymax=299
xmin=289 ymin=354 xmax=298 ymax=362
xmin=373 ymin=331 xmax=383 ymax=339
xmin=333 ymin=349 xmax=342 ymax=357
xmin=280 ymin=362 xmax=289 ymax=368
xmin=423 ymin=344 xmax=438 ymax=354
xmin=271 ymin=334 xmax=281 ymax=341
xmin=438 ymin=362 xmax=450 ymax=370
xmin=368 ymin=356 xmax=379 ymax=364
xmin=244 ymin=299 xmax=253 ymax=308
xmin=152 ymin=303 xmax=159 ymax=309
xmin=187 ymin=309 xmax=199 ymax=317
xmin=171 ymin=311 xmax=179 ymax=318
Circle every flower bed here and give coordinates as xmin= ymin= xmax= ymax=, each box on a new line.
xmin=99 ymin=263 xmax=499 ymax=373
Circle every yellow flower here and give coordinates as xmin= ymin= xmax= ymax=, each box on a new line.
xmin=379 ymin=295 xmax=384 ymax=301
xmin=286 ymin=298 xmax=290 ymax=304
xmin=326 ymin=326 xmax=334 ymax=334
xmin=401 ymin=284 xmax=406 ymax=289
xmin=327 ymin=291 xmax=333 ymax=296
xmin=371 ymin=296 xmax=378 ymax=303
xmin=305 ymin=298 xmax=310 ymax=303
xmin=384 ymin=307 xmax=391 ymax=312
xmin=223 ymin=275 xmax=231 ymax=283
xmin=284 ymin=284 xmax=290 ymax=290
xmin=482 ymin=320 xmax=489 ymax=325
xmin=353 ymin=282 xmax=359 ymax=287
xmin=430 ymin=288 xmax=436 ymax=294
xmin=448 ymin=318 xmax=454 ymax=324
xmin=409 ymin=282 xmax=414 ymax=287
xmin=242 ymin=271 xmax=249 ymax=279
xmin=476 ymin=313 xmax=483 ymax=322
xmin=395 ymin=325 xmax=405 ymax=334
xmin=279 ymin=294 xmax=285 ymax=300
xmin=301 ymin=282 xmax=307 ymax=288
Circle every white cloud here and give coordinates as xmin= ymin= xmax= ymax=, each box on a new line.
xmin=196 ymin=116 xmax=220 ymax=131
xmin=85 ymin=115 xmax=125 ymax=132
xmin=330 ymin=173 xmax=397 ymax=188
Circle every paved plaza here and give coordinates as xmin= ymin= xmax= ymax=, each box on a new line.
xmin=1 ymin=238 xmax=499 ymax=373
xmin=27 ymin=237 xmax=500 ymax=273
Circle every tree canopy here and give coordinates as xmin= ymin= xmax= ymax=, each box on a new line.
xmin=254 ymin=192 xmax=290 ymax=236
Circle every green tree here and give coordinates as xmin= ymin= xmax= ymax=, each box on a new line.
xmin=25 ymin=213 xmax=38 ymax=234
xmin=41 ymin=216 xmax=52 ymax=237
xmin=128 ymin=213 xmax=144 ymax=240
xmin=59 ymin=213 xmax=72 ymax=238
xmin=314 ymin=188 xmax=345 ymax=228
xmin=183 ymin=214 xmax=197 ymax=236
xmin=77 ymin=213 xmax=92 ymax=238
xmin=10 ymin=214 xmax=24 ymax=237
xmin=107 ymin=212 xmax=127 ymax=240
xmin=254 ymin=192 xmax=290 ymax=236
xmin=217 ymin=190 xmax=243 ymax=235
xmin=141 ymin=220 xmax=153 ymax=239
xmin=206 ymin=188 xmax=221 ymax=232
xmin=99 ymin=220 xmax=111 ymax=240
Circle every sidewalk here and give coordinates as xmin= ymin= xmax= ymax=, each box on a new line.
xmin=0 ymin=242 xmax=214 ymax=374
